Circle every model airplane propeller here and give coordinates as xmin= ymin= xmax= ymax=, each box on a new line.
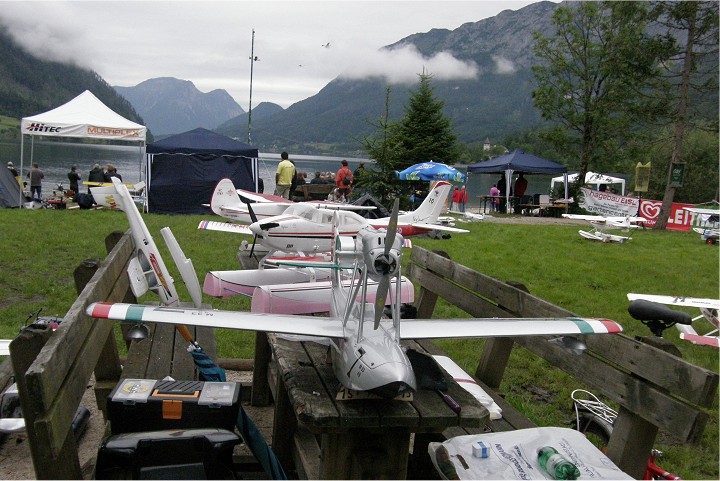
xmin=87 ymin=177 xmax=623 ymax=399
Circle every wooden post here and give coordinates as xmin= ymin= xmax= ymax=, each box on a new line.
xmin=251 ymin=332 xmax=272 ymax=406
xmin=10 ymin=327 xmax=82 ymax=479
xmin=606 ymin=406 xmax=658 ymax=479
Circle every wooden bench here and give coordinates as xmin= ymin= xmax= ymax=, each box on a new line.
xmin=292 ymin=183 xmax=335 ymax=201
xmin=8 ymin=231 xmax=217 ymax=479
xmin=405 ymin=246 xmax=718 ymax=479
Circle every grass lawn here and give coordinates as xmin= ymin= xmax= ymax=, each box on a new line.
xmin=0 ymin=208 xmax=717 ymax=478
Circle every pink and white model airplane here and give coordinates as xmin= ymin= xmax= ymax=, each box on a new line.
xmin=88 ymin=179 xmax=623 ymax=398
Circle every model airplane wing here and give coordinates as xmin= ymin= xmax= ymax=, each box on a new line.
xmin=86 ymin=302 xmax=621 ymax=341
xmin=86 ymin=302 xmax=346 ymax=339
xmin=410 ymin=222 xmax=470 ymax=233
xmin=198 ymin=220 xmax=253 ymax=235
xmin=679 ymin=332 xmax=719 ymax=347
xmin=398 ymin=317 xmax=621 ymax=339
xmin=682 ymin=207 xmax=720 ymax=216
xmin=627 ymin=293 xmax=720 ymax=310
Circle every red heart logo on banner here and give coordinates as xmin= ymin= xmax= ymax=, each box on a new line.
xmin=641 ymin=203 xmax=661 ymax=220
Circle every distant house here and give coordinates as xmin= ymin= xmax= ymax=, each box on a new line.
xmin=483 ymin=138 xmax=491 ymax=151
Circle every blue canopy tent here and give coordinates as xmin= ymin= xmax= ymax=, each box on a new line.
xmin=146 ymin=128 xmax=259 ymax=214
xmin=467 ymin=149 xmax=568 ymax=213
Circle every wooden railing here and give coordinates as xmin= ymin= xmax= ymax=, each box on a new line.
xmin=406 ymin=246 xmax=718 ymax=480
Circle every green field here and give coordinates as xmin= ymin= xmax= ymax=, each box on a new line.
xmin=0 ymin=208 xmax=717 ymax=478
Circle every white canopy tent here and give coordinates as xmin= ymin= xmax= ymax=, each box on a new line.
xmin=19 ymin=90 xmax=147 ymax=203
xmin=550 ymin=171 xmax=626 ymax=195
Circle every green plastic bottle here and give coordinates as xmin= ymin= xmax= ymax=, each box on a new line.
xmin=537 ymin=446 xmax=581 ymax=480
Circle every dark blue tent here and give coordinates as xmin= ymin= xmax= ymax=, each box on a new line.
xmin=146 ymin=128 xmax=259 ymax=214
xmin=467 ymin=149 xmax=568 ymax=212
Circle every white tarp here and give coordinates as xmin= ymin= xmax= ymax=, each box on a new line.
xmin=551 ymin=171 xmax=626 ymax=195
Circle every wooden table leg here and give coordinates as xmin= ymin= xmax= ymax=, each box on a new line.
xmin=319 ymin=429 xmax=411 ymax=479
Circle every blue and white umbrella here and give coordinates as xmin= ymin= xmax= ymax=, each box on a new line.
xmin=396 ymin=161 xmax=465 ymax=183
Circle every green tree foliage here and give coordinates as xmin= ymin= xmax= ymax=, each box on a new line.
xmin=531 ymin=2 xmax=673 ymax=187
xmin=360 ymin=74 xmax=460 ymax=206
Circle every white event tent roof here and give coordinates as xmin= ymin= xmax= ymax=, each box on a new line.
xmin=551 ymin=171 xmax=626 ymax=195
xmin=18 ymin=90 xmax=147 ymax=204
xmin=20 ymin=90 xmax=146 ymax=141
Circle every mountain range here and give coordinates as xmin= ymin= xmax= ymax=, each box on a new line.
xmin=0 ymin=1 xmax=566 ymax=151
xmin=114 ymin=77 xmax=245 ymax=136
xmin=218 ymin=0 xmax=559 ymax=153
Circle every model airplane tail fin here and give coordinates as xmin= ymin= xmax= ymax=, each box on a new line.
xmin=399 ymin=181 xmax=452 ymax=224
xmin=210 ymin=178 xmax=244 ymax=217
xmin=161 ymin=227 xmax=203 ymax=308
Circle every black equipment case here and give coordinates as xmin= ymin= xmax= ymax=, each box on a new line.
xmin=107 ymin=379 xmax=241 ymax=434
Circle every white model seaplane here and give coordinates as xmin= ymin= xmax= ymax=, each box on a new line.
xmin=87 ymin=177 xmax=622 ymax=399
xmin=199 ymin=179 xmax=466 ymax=296
xmin=627 ymin=293 xmax=719 ymax=348
xmin=682 ymin=207 xmax=720 ymax=245
xmin=562 ymin=213 xmax=647 ymax=243
xmin=209 ymin=179 xmax=375 ymax=224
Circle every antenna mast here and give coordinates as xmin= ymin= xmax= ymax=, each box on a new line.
xmin=248 ymin=29 xmax=256 ymax=145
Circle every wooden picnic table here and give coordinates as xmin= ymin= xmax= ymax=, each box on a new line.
xmin=263 ymin=334 xmax=489 ymax=479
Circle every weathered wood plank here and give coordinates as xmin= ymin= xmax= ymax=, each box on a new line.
xmin=123 ymin=324 xmax=157 ymax=379
xmin=606 ymin=406 xmax=659 ymax=479
xmin=514 ymin=336 xmax=708 ymax=442
xmin=144 ymin=323 xmax=177 ymax=380
xmin=292 ymin=425 xmax=321 ymax=480
xmin=23 ymin=235 xmax=134 ymax=411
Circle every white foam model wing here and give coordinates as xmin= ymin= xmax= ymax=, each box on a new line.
xmin=198 ymin=220 xmax=253 ymax=235
xmin=627 ymin=293 xmax=720 ymax=310
xmin=0 ymin=339 xmax=10 ymax=356
xmin=86 ymin=302 xmax=622 ymax=340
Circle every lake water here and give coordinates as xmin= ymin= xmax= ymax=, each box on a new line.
xmin=1 ymin=140 xmax=557 ymax=209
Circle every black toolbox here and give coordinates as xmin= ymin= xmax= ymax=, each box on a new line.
xmin=107 ymin=379 xmax=241 ymax=434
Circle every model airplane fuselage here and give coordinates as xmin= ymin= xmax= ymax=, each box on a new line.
xmin=87 ymin=178 xmax=623 ymax=399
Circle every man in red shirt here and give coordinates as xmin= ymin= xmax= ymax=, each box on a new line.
xmin=335 ymin=159 xmax=353 ymax=201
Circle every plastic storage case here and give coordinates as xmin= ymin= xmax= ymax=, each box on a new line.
xmin=107 ymin=379 xmax=241 ymax=434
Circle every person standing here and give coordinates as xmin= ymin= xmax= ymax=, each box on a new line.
xmin=458 ymin=185 xmax=468 ymax=212
xmin=489 ymin=184 xmax=500 ymax=212
xmin=335 ymin=159 xmax=353 ymax=201
xmin=27 ymin=163 xmax=44 ymax=202
xmin=88 ymin=163 xmax=105 ymax=192
xmin=274 ymin=151 xmax=295 ymax=199
xmin=104 ymin=164 xmax=122 ymax=182
xmin=514 ymin=172 xmax=528 ymax=197
xmin=67 ymin=165 xmax=81 ymax=194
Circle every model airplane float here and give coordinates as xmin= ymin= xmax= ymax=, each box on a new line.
xmin=562 ymin=214 xmax=647 ymax=243
xmin=627 ymin=293 xmax=719 ymax=348
xmin=198 ymin=179 xmax=465 ymax=297
xmin=88 ymin=178 xmax=623 ymax=399
xmin=682 ymin=207 xmax=720 ymax=245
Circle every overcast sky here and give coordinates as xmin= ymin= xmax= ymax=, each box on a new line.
xmin=0 ymin=0 xmax=543 ymax=110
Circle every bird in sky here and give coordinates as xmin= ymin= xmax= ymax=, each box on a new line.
xmin=322 ymin=42 xmax=331 ymax=48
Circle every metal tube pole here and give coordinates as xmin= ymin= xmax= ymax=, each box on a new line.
xmin=247 ymin=29 xmax=255 ymax=145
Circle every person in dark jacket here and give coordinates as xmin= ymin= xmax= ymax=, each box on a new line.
xmin=104 ymin=164 xmax=122 ymax=182
xmin=88 ymin=163 xmax=105 ymax=192
xmin=67 ymin=165 xmax=81 ymax=194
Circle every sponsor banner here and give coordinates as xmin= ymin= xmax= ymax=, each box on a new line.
xmin=579 ymin=188 xmax=639 ymax=217
xmin=638 ymin=199 xmax=693 ymax=231
xmin=22 ymin=122 xmax=145 ymax=140
xmin=579 ymin=188 xmax=693 ymax=231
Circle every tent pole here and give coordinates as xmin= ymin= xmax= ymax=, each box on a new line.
xmin=19 ymin=133 xmax=25 ymax=206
